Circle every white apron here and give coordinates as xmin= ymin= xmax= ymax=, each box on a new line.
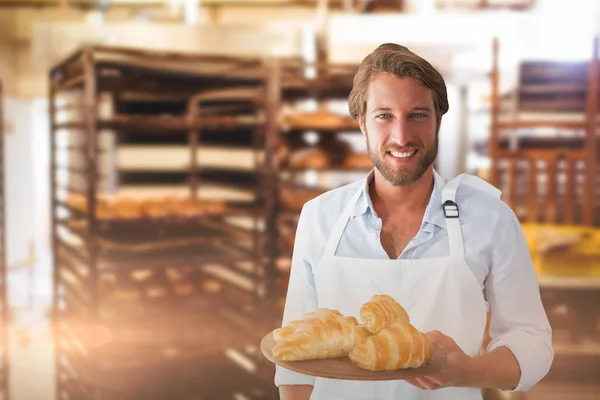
xmin=310 ymin=174 xmax=501 ymax=400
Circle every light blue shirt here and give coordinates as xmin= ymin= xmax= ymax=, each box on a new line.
xmin=275 ymin=169 xmax=553 ymax=392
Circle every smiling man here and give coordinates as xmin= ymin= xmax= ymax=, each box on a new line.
xmin=275 ymin=43 xmax=553 ymax=400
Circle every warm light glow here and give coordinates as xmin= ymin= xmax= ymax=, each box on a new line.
xmin=86 ymin=325 xmax=112 ymax=347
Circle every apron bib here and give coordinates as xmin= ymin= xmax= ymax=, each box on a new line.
xmin=309 ymin=174 xmax=500 ymax=400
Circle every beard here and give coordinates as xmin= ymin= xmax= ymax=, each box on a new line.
xmin=367 ymin=132 xmax=438 ymax=187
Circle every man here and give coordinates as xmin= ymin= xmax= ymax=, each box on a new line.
xmin=274 ymin=43 xmax=553 ymax=400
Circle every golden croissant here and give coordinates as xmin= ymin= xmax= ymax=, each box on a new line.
xmin=272 ymin=311 xmax=371 ymax=361
xmin=360 ymin=294 xmax=410 ymax=334
xmin=273 ymin=309 xmax=342 ymax=342
xmin=349 ymin=320 xmax=434 ymax=371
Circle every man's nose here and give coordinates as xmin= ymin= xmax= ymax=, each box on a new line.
xmin=389 ymin=118 xmax=412 ymax=146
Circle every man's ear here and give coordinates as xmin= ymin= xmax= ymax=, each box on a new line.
xmin=357 ymin=115 xmax=367 ymax=136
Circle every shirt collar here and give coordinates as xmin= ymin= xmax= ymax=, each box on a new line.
xmin=350 ymin=168 xmax=447 ymax=230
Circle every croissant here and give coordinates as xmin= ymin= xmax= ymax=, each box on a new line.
xmin=272 ymin=311 xmax=371 ymax=361
xmin=349 ymin=320 xmax=434 ymax=371
xmin=360 ymin=294 xmax=410 ymax=334
xmin=273 ymin=309 xmax=342 ymax=342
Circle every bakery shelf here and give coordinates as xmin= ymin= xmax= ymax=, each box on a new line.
xmin=57 ymin=267 xmax=256 ymax=322
xmin=95 ymin=241 xmax=255 ymax=270
xmin=284 ymin=127 xmax=361 ymax=135
xmin=496 ymin=136 xmax=590 ymax=150
xmin=55 ymin=210 xmax=267 ymax=274
xmin=281 ymin=78 xmax=355 ymax=101
xmin=201 ymin=263 xmax=264 ymax=296
xmin=56 ymin=253 xmax=90 ymax=290
xmin=281 ymin=111 xmax=360 ymax=133
xmin=100 ymin=115 xmax=190 ymax=133
xmin=60 ymin=273 xmax=92 ymax=309
xmin=118 ymin=130 xmax=259 ymax=146
xmin=55 ymin=116 xmax=263 ymax=135
xmin=56 ymin=219 xmax=239 ymax=248
xmin=56 ymin=184 xmax=87 ymax=196
xmin=60 ymin=216 xmax=230 ymax=236
xmin=97 ymin=65 xmax=265 ymax=99
xmin=217 ymin=297 xmax=285 ymax=342
xmin=56 ymin=236 xmax=90 ymax=265
xmin=196 ymin=169 xmax=264 ymax=190
xmin=116 ymin=170 xmax=266 ymax=193
xmin=117 ymin=145 xmax=262 ymax=172
xmin=51 ymin=45 xmax=265 ymax=93
xmin=279 ymin=185 xmax=327 ymax=212
xmin=497 ymin=120 xmax=588 ymax=130
xmin=56 ymin=200 xmax=86 ymax=217
xmin=186 ymin=63 xmax=279 ymax=308
xmin=278 ymin=62 xmax=357 ymax=102
xmin=54 ymin=117 xmax=189 ymax=133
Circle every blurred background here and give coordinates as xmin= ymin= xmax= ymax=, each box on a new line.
xmin=0 ymin=0 xmax=599 ymax=399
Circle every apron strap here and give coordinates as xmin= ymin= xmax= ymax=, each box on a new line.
xmin=441 ymin=174 xmax=502 ymax=261
xmin=441 ymin=175 xmax=466 ymax=261
xmin=325 ymin=188 xmax=363 ymax=257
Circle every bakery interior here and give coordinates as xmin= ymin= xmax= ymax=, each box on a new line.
xmin=0 ymin=0 xmax=599 ymax=399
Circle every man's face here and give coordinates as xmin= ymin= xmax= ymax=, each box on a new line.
xmin=358 ymin=73 xmax=440 ymax=187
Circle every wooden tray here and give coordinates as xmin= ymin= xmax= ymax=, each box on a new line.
xmin=260 ymin=332 xmax=447 ymax=381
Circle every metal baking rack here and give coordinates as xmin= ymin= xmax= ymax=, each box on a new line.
xmin=49 ymin=45 xmax=280 ymax=400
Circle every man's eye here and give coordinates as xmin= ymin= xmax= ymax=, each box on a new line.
xmin=377 ymin=113 xmax=391 ymax=119
xmin=412 ymin=113 xmax=427 ymax=119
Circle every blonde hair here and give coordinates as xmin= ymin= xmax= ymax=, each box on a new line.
xmin=348 ymin=43 xmax=449 ymax=120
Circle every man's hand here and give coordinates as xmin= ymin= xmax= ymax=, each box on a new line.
xmin=404 ymin=330 xmax=475 ymax=390
xmin=405 ymin=330 xmax=521 ymax=391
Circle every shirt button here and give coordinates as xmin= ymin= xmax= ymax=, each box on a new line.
xmin=373 ymin=232 xmax=379 ymax=239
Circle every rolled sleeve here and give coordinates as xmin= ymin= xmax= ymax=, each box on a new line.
xmin=486 ymin=327 xmax=553 ymax=392
xmin=274 ymin=202 xmax=318 ymax=387
xmin=485 ymin=211 xmax=554 ymax=392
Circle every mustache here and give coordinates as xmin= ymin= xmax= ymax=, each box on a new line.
xmin=382 ymin=143 xmax=422 ymax=152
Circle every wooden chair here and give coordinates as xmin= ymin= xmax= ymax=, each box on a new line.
xmin=489 ymin=37 xmax=599 ymax=226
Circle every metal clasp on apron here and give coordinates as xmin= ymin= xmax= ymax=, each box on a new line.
xmin=443 ymin=200 xmax=459 ymax=218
